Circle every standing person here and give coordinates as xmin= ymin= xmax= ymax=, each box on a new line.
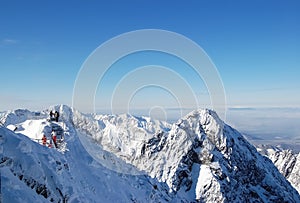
xmin=48 ymin=139 xmax=53 ymax=148
xmin=51 ymin=130 xmax=57 ymax=148
xmin=54 ymin=111 xmax=59 ymax=122
xmin=42 ymin=134 xmax=47 ymax=146
xmin=49 ymin=111 xmax=54 ymax=121
xmin=57 ymin=111 xmax=59 ymax=122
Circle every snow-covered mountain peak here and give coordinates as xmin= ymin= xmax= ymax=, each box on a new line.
xmin=175 ymin=109 xmax=225 ymax=148
xmin=1 ymin=105 xmax=300 ymax=202
xmin=47 ymin=104 xmax=74 ymax=122
xmin=94 ymin=113 xmax=171 ymax=135
xmin=1 ymin=121 xmax=172 ymax=202
xmin=72 ymin=107 xmax=300 ymax=201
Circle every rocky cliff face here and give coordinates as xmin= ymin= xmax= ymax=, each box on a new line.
xmin=257 ymin=145 xmax=300 ymax=195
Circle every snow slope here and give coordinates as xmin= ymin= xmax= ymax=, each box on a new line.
xmin=0 ymin=107 xmax=175 ymax=202
xmin=257 ymin=144 xmax=300 ymax=194
xmin=1 ymin=105 xmax=300 ymax=202
xmin=71 ymin=106 xmax=300 ymax=202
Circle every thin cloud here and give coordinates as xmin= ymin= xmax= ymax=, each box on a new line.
xmin=1 ymin=39 xmax=18 ymax=45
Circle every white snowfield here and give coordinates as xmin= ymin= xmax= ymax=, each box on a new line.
xmin=1 ymin=105 xmax=300 ymax=202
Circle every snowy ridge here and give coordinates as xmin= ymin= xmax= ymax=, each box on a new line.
xmin=71 ymin=107 xmax=300 ymax=202
xmin=1 ymin=109 xmax=45 ymax=127
xmin=1 ymin=105 xmax=300 ymax=202
xmin=0 ymin=107 xmax=175 ymax=202
xmin=257 ymin=145 xmax=300 ymax=194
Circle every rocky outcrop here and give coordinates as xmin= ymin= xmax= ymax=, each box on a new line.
xmin=258 ymin=145 xmax=300 ymax=194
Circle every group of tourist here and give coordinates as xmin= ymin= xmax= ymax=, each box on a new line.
xmin=42 ymin=130 xmax=57 ymax=148
xmin=49 ymin=110 xmax=60 ymax=122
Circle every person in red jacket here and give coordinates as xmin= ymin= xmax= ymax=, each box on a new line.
xmin=42 ymin=134 xmax=47 ymax=146
xmin=51 ymin=130 xmax=57 ymax=148
xmin=48 ymin=140 xmax=52 ymax=148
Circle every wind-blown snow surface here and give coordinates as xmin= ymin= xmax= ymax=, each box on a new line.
xmin=1 ymin=105 xmax=300 ymax=202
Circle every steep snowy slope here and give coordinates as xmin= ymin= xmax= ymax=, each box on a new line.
xmin=1 ymin=105 xmax=300 ymax=202
xmin=71 ymin=107 xmax=300 ymax=202
xmin=257 ymin=145 xmax=300 ymax=194
xmin=0 ymin=111 xmax=176 ymax=202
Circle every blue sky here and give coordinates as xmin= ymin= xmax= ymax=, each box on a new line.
xmin=0 ymin=0 xmax=299 ymax=113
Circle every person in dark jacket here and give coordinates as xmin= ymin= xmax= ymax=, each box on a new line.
xmin=49 ymin=111 xmax=54 ymax=121
xmin=54 ymin=111 xmax=59 ymax=122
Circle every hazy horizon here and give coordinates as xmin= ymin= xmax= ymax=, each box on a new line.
xmin=1 ymin=1 xmax=299 ymax=147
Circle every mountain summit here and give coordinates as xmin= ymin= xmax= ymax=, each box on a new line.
xmin=1 ymin=105 xmax=299 ymax=202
